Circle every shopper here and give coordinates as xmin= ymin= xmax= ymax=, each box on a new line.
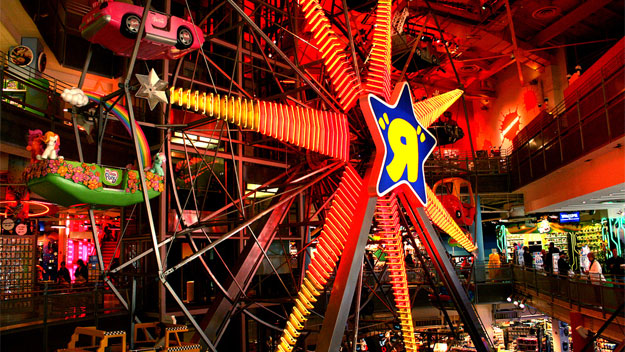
xmin=489 ymin=249 xmax=500 ymax=280
xmin=606 ymin=248 xmax=625 ymax=283
xmin=544 ymin=242 xmax=559 ymax=274
xmin=512 ymin=243 xmax=518 ymax=265
xmin=57 ymin=261 xmax=71 ymax=284
xmin=557 ymin=253 xmax=571 ymax=277
xmin=587 ymin=252 xmax=605 ymax=284
xmin=74 ymin=259 xmax=89 ymax=284
xmin=405 ymin=252 xmax=415 ymax=268
xmin=523 ymin=246 xmax=533 ymax=269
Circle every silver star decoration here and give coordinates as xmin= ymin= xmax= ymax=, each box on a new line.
xmin=135 ymin=68 xmax=168 ymax=111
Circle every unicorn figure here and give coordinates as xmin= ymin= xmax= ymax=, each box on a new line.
xmin=26 ymin=129 xmax=44 ymax=162
xmin=37 ymin=131 xmax=63 ymax=160
xmin=149 ymin=153 xmax=166 ymax=177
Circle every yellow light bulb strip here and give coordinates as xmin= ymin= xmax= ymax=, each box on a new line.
xmin=413 ymin=89 xmax=464 ymax=129
xmin=276 ymin=166 xmax=362 ymax=352
xmin=298 ymin=0 xmax=362 ymax=111
xmin=170 ymin=88 xmax=349 ymax=161
xmin=425 ymin=186 xmax=477 ymax=252
xmin=375 ymin=195 xmax=417 ymax=351
xmin=364 ymin=0 xmax=393 ymax=101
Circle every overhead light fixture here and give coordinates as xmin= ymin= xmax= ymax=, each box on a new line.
xmin=506 ymin=295 xmax=512 ymax=302
xmin=519 ymin=299 xmax=527 ymax=309
xmin=50 ymin=225 xmax=66 ymax=229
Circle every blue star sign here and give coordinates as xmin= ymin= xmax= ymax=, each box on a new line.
xmin=364 ymin=82 xmax=437 ymax=204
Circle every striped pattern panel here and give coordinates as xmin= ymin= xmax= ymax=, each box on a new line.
xmin=364 ymin=0 xmax=393 ymax=102
xmin=425 ymin=186 xmax=477 ymax=251
xmin=375 ymin=194 xmax=417 ymax=351
xmin=298 ymin=0 xmax=362 ymax=111
xmin=276 ymin=165 xmax=362 ymax=352
xmin=413 ymin=89 xmax=464 ymax=129
xmin=170 ymin=88 xmax=350 ymax=162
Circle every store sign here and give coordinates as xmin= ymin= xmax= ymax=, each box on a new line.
xmin=559 ymin=212 xmax=580 ymax=223
xmin=362 ymin=82 xmax=436 ymax=203
xmin=2 ymin=218 xmax=15 ymax=231
xmin=15 ymin=223 xmax=28 ymax=236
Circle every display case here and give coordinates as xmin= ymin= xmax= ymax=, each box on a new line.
xmin=0 ymin=234 xmax=35 ymax=300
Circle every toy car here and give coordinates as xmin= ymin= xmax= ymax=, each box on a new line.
xmin=79 ymin=0 xmax=205 ymax=60
xmin=432 ymin=177 xmax=476 ymax=227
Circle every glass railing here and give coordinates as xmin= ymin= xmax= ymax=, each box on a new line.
xmin=507 ymin=49 xmax=625 ymax=189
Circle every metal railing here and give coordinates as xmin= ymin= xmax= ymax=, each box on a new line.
xmin=507 ymin=49 xmax=624 ymax=189
xmin=511 ymin=265 xmax=624 ymax=313
xmin=0 ymin=283 xmax=127 ymax=332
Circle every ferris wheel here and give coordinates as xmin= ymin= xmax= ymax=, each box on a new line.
xmin=52 ymin=0 xmax=494 ymax=351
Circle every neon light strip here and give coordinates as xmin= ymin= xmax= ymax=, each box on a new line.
xmin=276 ymin=166 xmax=362 ymax=352
xmin=170 ymin=88 xmax=350 ymax=161
xmin=84 ymin=92 xmax=151 ymax=168
xmin=364 ymin=0 xmax=393 ymax=101
xmin=425 ymin=186 xmax=477 ymax=251
xmin=375 ymin=195 xmax=417 ymax=351
xmin=413 ymin=89 xmax=464 ymax=129
xmin=501 ymin=116 xmax=520 ymax=137
xmin=298 ymin=0 xmax=361 ymax=111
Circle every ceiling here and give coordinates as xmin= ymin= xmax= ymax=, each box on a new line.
xmin=533 ymin=183 xmax=625 ymax=213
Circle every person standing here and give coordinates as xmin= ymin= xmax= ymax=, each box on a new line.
xmin=57 ymin=261 xmax=71 ymax=284
xmin=74 ymin=259 xmax=89 ymax=284
xmin=544 ymin=242 xmax=559 ymax=274
xmin=488 ymin=249 xmax=501 ymax=280
xmin=512 ymin=243 xmax=518 ymax=265
xmin=606 ymin=248 xmax=625 ymax=283
xmin=523 ymin=246 xmax=533 ymax=269
xmin=557 ymin=253 xmax=570 ymax=277
xmin=587 ymin=252 xmax=605 ymax=284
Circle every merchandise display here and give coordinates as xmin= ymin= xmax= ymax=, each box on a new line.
xmin=0 ymin=235 xmax=35 ymax=300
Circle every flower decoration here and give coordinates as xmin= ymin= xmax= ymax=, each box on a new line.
xmin=24 ymin=160 xmax=163 ymax=194
xmin=24 ymin=159 xmax=103 ymax=190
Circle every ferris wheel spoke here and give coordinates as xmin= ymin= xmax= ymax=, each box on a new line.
xmin=413 ymin=88 xmax=464 ymax=128
xmin=296 ymin=0 xmax=362 ymax=111
xmin=170 ymin=88 xmax=350 ymax=161
xmin=364 ymin=0 xmax=393 ymax=101
xmin=374 ymin=193 xmax=417 ymax=351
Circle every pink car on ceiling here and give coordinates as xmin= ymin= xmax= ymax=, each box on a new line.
xmin=79 ymin=0 xmax=205 ymax=61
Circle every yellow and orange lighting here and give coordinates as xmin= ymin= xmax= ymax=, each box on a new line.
xmin=298 ymin=0 xmax=362 ymax=111
xmin=375 ymin=195 xmax=417 ymax=351
xmin=425 ymin=186 xmax=476 ymax=252
xmin=364 ymin=0 xmax=393 ymax=101
xmin=276 ymin=166 xmax=362 ymax=352
xmin=414 ymin=89 xmax=464 ymax=129
xmin=170 ymin=87 xmax=350 ymax=161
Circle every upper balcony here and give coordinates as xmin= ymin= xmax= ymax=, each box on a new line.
xmin=507 ymin=42 xmax=624 ymax=190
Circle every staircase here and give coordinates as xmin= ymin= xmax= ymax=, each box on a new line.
xmin=100 ymin=240 xmax=118 ymax=270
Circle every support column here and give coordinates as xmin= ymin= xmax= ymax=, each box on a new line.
xmin=551 ymin=318 xmax=567 ymax=352
xmin=475 ymin=195 xmax=485 ymax=262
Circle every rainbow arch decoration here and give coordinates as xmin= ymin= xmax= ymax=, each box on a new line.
xmin=85 ymin=92 xmax=151 ymax=167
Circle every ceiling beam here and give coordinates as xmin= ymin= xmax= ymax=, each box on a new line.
xmin=532 ymin=0 xmax=612 ymax=46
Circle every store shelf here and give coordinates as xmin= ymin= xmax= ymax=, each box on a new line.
xmin=0 ymin=235 xmax=35 ymax=300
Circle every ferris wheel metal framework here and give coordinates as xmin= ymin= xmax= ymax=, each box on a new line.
xmin=71 ymin=0 xmax=493 ymax=351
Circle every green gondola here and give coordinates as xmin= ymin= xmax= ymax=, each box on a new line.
xmin=24 ymin=159 xmax=163 ymax=207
